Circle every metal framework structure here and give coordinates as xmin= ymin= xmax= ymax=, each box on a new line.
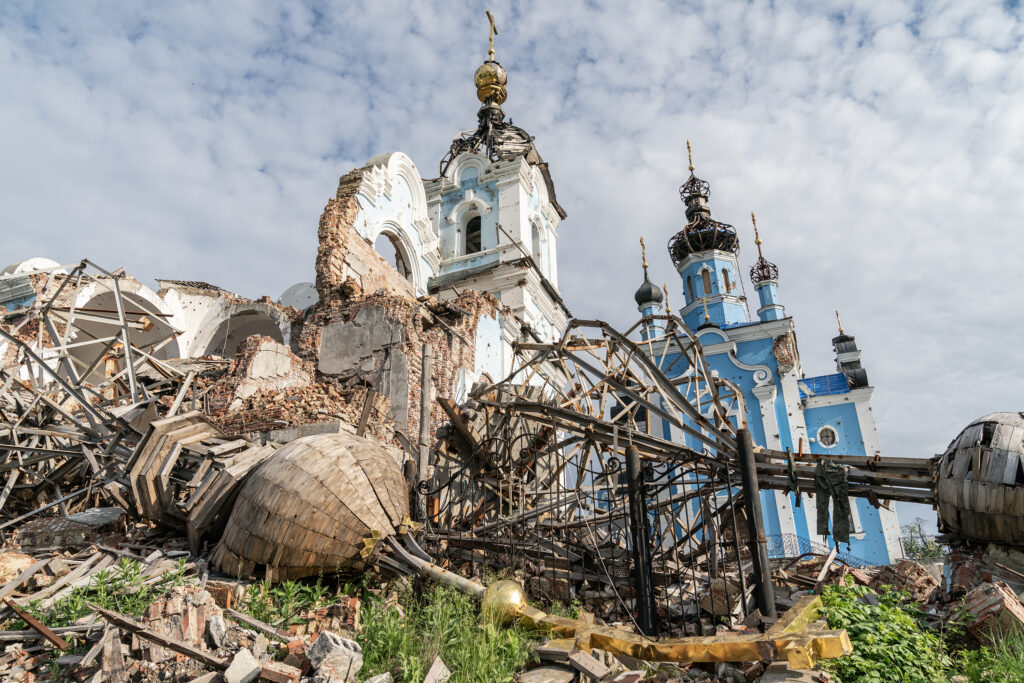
xmin=423 ymin=313 xmax=937 ymax=635
xmin=0 ymin=260 xmax=189 ymax=527
xmin=425 ymin=316 xmax=762 ymax=636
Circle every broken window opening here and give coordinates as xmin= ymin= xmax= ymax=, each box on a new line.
xmin=686 ymin=276 xmax=695 ymax=302
xmin=465 ymin=216 xmax=482 ymax=254
xmin=701 ymin=269 xmax=712 ymax=296
xmin=722 ymin=268 xmax=731 ymax=293
xmin=374 ymin=233 xmax=412 ymax=282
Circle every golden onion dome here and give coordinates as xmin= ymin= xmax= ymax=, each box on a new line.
xmin=474 ymin=60 xmax=508 ymax=104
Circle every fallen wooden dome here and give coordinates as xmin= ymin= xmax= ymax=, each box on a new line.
xmin=937 ymin=411 xmax=1024 ymax=546
xmin=211 ymin=431 xmax=409 ymax=580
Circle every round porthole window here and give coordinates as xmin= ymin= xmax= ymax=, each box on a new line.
xmin=817 ymin=426 xmax=838 ymax=448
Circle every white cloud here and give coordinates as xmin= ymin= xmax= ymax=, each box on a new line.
xmin=3 ymin=0 xmax=1022 ymax=530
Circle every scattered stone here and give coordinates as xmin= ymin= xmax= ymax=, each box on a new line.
xmin=306 ymin=631 xmax=362 ymax=681
xmin=207 ymin=613 xmax=228 ymax=649
xmin=224 ymin=648 xmax=261 ymax=683
xmin=423 ymin=655 xmax=451 ymax=683
xmin=259 ymin=660 xmax=301 ymax=683
xmin=518 ymin=665 xmax=575 ymax=683
xmin=0 ymin=552 xmax=35 ymax=583
xmin=963 ymin=580 xmax=1024 ymax=639
xmin=363 ymin=674 xmax=393 ymax=683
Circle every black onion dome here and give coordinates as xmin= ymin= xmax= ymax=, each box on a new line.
xmin=634 ymin=271 xmax=664 ymax=306
xmin=668 ymin=171 xmax=739 ymax=267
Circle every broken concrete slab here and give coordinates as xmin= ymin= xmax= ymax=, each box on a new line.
xmin=306 ymin=631 xmax=363 ymax=681
xmin=423 ymin=655 xmax=451 ymax=683
xmin=518 ymin=665 xmax=575 ymax=683
xmin=224 ymin=648 xmax=261 ymax=683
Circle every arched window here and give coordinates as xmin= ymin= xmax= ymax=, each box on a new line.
xmin=374 ymin=233 xmax=412 ymax=281
xmin=701 ymin=269 xmax=712 ymax=295
xmin=531 ymin=223 xmax=544 ymax=274
xmin=686 ymin=276 xmax=695 ymax=302
xmin=722 ymin=268 xmax=731 ymax=293
xmin=465 ymin=216 xmax=482 ymax=254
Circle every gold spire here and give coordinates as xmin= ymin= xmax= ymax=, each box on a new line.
xmin=836 ymin=310 xmax=845 ymax=335
xmin=474 ymin=10 xmax=508 ymax=104
xmin=751 ymin=211 xmax=764 ymax=258
xmin=486 ymin=9 xmax=498 ymax=61
xmin=701 ymin=296 xmax=710 ymax=323
xmin=686 ymin=140 xmax=694 ymax=173
xmin=640 ymin=236 xmax=648 ymax=270
xmin=663 ymin=283 xmax=671 ymax=314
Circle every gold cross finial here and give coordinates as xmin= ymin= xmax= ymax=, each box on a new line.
xmin=835 ymin=310 xmax=845 ymax=335
xmin=751 ymin=211 xmax=764 ymax=257
xmin=686 ymin=140 xmax=694 ymax=173
xmin=640 ymin=236 xmax=648 ymax=270
xmin=663 ymin=283 xmax=671 ymax=314
xmin=486 ymin=10 xmax=498 ymax=61
xmin=701 ymin=296 xmax=710 ymax=322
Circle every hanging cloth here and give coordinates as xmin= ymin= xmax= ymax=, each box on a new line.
xmin=786 ymin=448 xmax=801 ymax=507
xmin=814 ymin=458 xmax=851 ymax=544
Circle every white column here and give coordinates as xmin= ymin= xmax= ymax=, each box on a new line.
xmin=854 ymin=393 xmax=905 ymax=561
xmin=752 ymin=383 xmax=799 ymax=544
xmin=776 ymin=372 xmax=829 ymax=548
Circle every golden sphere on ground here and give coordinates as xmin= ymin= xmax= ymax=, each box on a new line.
xmin=481 ymin=579 xmax=527 ymax=625
xmin=474 ymin=61 xmax=508 ymax=104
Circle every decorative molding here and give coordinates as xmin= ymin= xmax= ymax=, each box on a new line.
xmin=802 ymin=386 xmax=874 ymax=410
xmin=752 ymin=383 xmax=778 ymax=402
xmin=445 ymin=196 xmax=492 ymax=224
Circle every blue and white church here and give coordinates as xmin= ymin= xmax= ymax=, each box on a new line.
xmin=633 ymin=148 xmax=904 ymax=565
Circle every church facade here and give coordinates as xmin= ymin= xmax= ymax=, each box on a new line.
xmin=633 ymin=150 xmax=904 ymax=565
xmin=313 ymin=32 xmax=904 ymax=564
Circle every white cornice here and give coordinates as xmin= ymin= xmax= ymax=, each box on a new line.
xmin=802 ymin=385 xmax=874 ymax=409
xmin=675 ymin=249 xmax=739 ymax=273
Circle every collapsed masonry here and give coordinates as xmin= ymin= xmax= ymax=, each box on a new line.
xmin=4 ymin=161 xmax=1024 ymax=681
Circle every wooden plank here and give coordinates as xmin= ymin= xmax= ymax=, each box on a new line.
xmin=224 ymin=608 xmax=291 ymax=642
xmin=0 ymin=558 xmax=49 ymax=600
xmin=4 ymin=597 xmax=69 ymax=650
xmin=89 ymin=603 xmax=228 ymax=670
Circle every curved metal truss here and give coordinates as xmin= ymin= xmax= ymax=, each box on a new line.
xmin=426 ymin=315 xmax=753 ymax=635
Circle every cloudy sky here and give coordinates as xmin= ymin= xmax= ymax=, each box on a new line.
xmin=3 ymin=1 xmax=1022 ymax=530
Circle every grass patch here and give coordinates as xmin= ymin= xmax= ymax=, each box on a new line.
xmin=357 ymin=580 xmax=538 ymax=682
xmin=955 ymin=628 xmax=1024 ymax=683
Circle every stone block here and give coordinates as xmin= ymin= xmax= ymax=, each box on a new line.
xmin=306 ymin=631 xmax=362 ymax=681
xmin=224 ymin=649 xmax=261 ymax=683
xmin=259 ymin=660 xmax=301 ymax=683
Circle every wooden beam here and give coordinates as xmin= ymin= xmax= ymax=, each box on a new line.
xmin=88 ymin=603 xmax=228 ymax=670
xmin=4 ymin=597 xmax=69 ymax=650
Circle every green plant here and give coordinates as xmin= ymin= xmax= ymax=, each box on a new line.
xmin=955 ymin=628 xmax=1024 ymax=683
xmin=818 ymin=580 xmax=950 ymax=682
xmin=357 ymin=580 xmax=538 ymax=682
xmin=900 ymin=518 xmax=945 ymax=562
xmin=237 ymin=577 xmax=337 ymax=628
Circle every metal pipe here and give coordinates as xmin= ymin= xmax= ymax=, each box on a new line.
xmin=738 ymin=428 xmax=776 ymax=619
xmin=625 ymin=444 xmax=659 ymax=636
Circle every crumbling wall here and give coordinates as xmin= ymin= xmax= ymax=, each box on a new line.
xmin=298 ymin=288 xmax=497 ymax=441
xmin=308 ymin=166 xmax=499 ymax=442
xmin=315 ymin=169 xmax=417 ymax=303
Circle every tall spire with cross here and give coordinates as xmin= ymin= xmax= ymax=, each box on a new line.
xmin=748 ymin=211 xmax=785 ymax=322
xmin=666 ymin=141 xmax=747 ymax=330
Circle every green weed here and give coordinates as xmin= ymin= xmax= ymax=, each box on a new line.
xmin=237 ymin=576 xmax=337 ymax=628
xmin=818 ymin=580 xmax=950 ymax=682
xmin=357 ymin=580 xmax=537 ymax=683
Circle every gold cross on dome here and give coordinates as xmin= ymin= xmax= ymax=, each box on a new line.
xmin=700 ymin=296 xmax=710 ymax=322
xmin=663 ymin=283 xmax=671 ymax=314
xmin=640 ymin=236 xmax=648 ymax=269
xmin=486 ymin=10 xmax=498 ymax=60
xmin=686 ymin=140 xmax=695 ymax=172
